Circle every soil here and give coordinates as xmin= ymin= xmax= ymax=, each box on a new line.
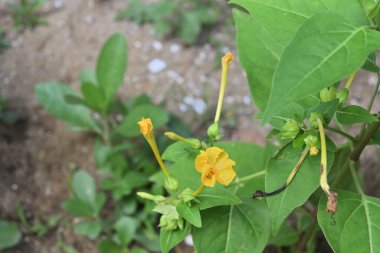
xmin=0 ymin=0 xmax=379 ymax=253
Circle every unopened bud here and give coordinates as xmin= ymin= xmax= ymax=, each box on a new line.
xmin=165 ymin=176 xmax=178 ymax=191
xmin=207 ymin=123 xmax=220 ymax=138
xmin=320 ymin=87 xmax=336 ymax=102
xmin=309 ymin=112 xmax=322 ymax=129
xmin=137 ymin=192 xmax=165 ymax=203
xmin=304 ymin=135 xmax=318 ymax=148
xmin=336 ymin=88 xmax=349 ymax=106
xmin=280 ymin=119 xmax=300 ymax=139
xmin=165 ymin=132 xmax=202 ymax=149
xmin=310 ymin=146 xmax=319 ymax=156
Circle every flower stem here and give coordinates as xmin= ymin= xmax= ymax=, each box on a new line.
xmin=192 ymin=184 xmax=205 ymax=197
xmin=344 ymin=72 xmax=356 ymax=89
xmin=252 ymin=147 xmax=309 ymax=198
xmin=214 ymin=53 xmax=233 ymax=123
xmin=147 ymin=138 xmax=170 ymax=177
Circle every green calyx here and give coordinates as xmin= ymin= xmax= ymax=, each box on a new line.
xmin=280 ymin=119 xmax=300 ymax=139
xmin=320 ymin=87 xmax=336 ymax=102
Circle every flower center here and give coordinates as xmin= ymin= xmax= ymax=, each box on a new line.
xmin=206 ymin=168 xmax=216 ymax=179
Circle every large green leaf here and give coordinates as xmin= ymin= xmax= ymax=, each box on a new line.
xmin=262 ymin=11 xmax=380 ymax=123
xmin=318 ymin=189 xmax=380 ymax=253
xmin=0 ymin=220 xmax=21 ymax=250
xmin=197 ymin=186 xmax=241 ymax=210
xmin=336 ymin=105 xmax=379 ymax=125
xmin=265 ymin=144 xmax=334 ymax=234
xmin=231 ymin=0 xmax=370 ymax=111
xmin=116 ymin=104 xmax=169 ymax=137
xmin=193 ymin=198 xmax=271 ymax=253
xmin=34 ymin=82 xmax=98 ymax=131
xmin=176 ymin=202 xmax=202 ymax=227
xmin=96 ymin=33 xmax=127 ymax=105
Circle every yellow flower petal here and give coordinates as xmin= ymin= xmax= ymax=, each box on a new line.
xmin=216 ymin=168 xmax=236 ymax=186
xmin=201 ymin=168 xmax=217 ymax=187
xmin=195 ymin=151 xmax=209 ymax=173
xmin=205 ymin=147 xmax=223 ymax=166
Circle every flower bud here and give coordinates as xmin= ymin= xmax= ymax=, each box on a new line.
xmin=309 ymin=112 xmax=322 ymax=129
xmin=154 ymin=204 xmax=183 ymax=231
xmin=165 ymin=176 xmax=178 ymax=191
xmin=320 ymin=87 xmax=336 ymax=102
xmin=207 ymin=122 xmax=220 ymax=138
xmin=309 ymin=146 xmax=319 ymax=156
xmin=336 ymin=88 xmax=349 ymax=106
xmin=181 ymin=188 xmax=195 ymax=203
xmin=280 ymin=119 xmax=300 ymax=139
xmin=304 ymin=135 xmax=318 ymax=148
xmin=137 ymin=192 xmax=166 ymax=203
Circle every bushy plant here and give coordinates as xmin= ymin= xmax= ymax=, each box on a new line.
xmin=116 ymin=0 xmax=225 ymax=44
xmin=32 ymin=33 xmax=191 ymax=252
xmin=8 ymin=0 xmax=48 ymax=30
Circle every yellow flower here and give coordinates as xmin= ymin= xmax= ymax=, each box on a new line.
xmin=222 ymin=52 xmax=234 ymax=65
xmin=138 ymin=117 xmax=153 ymax=138
xmin=138 ymin=117 xmax=170 ymax=176
xmin=195 ymin=147 xmax=236 ymax=187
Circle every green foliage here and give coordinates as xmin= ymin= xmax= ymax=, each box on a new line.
xmin=0 ymin=220 xmax=21 ymax=250
xmin=116 ymin=0 xmax=225 ymax=44
xmin=230 ymin=1 xmax=380 ymax=252
xmin=8 ymin=0 xmax=48 ymax=31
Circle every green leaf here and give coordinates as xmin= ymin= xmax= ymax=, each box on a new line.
xmin=81 ymin=82 xmax=106 ymax=113
xmin=193 ymin=198 xmax=271 ymax=253
xmin=80 ymin=68 xmax=97 ymax=85
xmin=197 ymin=185 xmax=241 ymax=210
xmin=62 ymin=198 xmax=94 ymax=217
xmin=232 ymin=0 xmax=370 ymax=111
xmin=116 ymin=104 xmax=169 ymax=137
xmin=318 ymin=189 xmax=380 ymax=253
xmin=160 ymin=222 xmax=190 ymax=253
xmin=72 ymin=170 xmax=97 ymax=207
xmin=262 ymin=11 xmax=380 ymax=123
xmin=162 ymin=142 xmax=198 ymax=162
xmin=362 ymin=53 xmax=379 ymax=72
xmin=266 ymin=144 xmax=334 ymax=234
xmin=176 ymin=202 xmax=202 ymax=227
xmin=114 ymin=216 xmax=139 ymax=246
xmin=179 ymin=12 xmax=201 ymax=44
xmin=308 ymin=99 xmax=340 ymax=124
xmin=96 ymin=33 xmax=127 ymax=105
xmin=336 ymin=105 xmax=379 ymax=125
xmin=34 ymin=82 xmax=98 ymax=131
xmin=74 ymin=220 xmax=102 ymax=240
xmin=0 ymin=220 xmax=21 ymax=250
xmin=98 ymin=239 xmax=121 ymax=253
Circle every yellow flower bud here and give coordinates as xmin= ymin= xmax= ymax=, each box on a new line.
xmin=310 ymin=146 xmax=319 ymax=156
xmin=138 ymin=117 xmax=153 ymax=138
xmin=222 ymin=52 xmax=234 ymax=65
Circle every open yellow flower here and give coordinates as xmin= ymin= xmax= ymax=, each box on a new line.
xmin=195 ymin=147 xmax=236 ymax=187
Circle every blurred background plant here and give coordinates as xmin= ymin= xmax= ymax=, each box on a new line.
xmin=116 ymin=0 xmax=230 ymax=45
xmin=0 ymin=28 xmax=11 ymax=50
xmin=28 ymin=33 xmax=192 ymax=252
xmin=7 ymin=0 xmax=48 ymax=30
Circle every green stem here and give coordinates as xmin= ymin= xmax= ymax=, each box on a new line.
xmin=350 ymin=115 xmax=380 ymax=161
xmin=367 ymin=72 xmax=380 ymax=112
xmin=326 ymin=126 xmax=355 ymax=141
xmin=101 ymin=116 xmax=110 ymax=145
xmin=192 ymin=184 xmax=205 ymax=196
xmin=345 ymin=72 xmax=356 ymax=89
xmin=349 ymin=162 xmax=363 ymax=194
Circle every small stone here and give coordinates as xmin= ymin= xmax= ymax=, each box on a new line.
xmin=147 ymin=58 xmax=167 ymax=74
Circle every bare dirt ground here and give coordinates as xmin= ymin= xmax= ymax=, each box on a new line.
xmin=0 ymin=0 xmax=379 ymax=253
